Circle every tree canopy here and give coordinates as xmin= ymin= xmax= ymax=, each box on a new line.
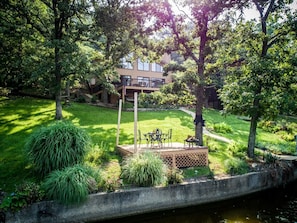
xmin=0 ymin=0 xmax=138 ymax=119
xmin=218 ymin=0 xmax=297 ymax=157
xmin=1 ymin=0 xmax=296 ymax=157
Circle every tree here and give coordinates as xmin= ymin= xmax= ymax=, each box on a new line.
xmin=135 ymin=0 xmax=246 ymax=145
xmin=0 ymin=1 xmax=32 ymax=93
xmin=90 ymin=0 xmax=139 ymax=103
xmin=219 ymin=0 xmax=297 ymax=158
xmin=1 ymin=0 xmax=139 ymax=119
xmin=1 ymin=0 xmax=93 ymax=119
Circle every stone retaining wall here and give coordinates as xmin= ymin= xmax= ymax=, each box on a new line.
xmin=5 ymin=165 xmax=297 ymax=223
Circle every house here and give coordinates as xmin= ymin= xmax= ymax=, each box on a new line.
xmin=96 ymin=54 xmax=173 ymax=104
xmin=91 ymin=53 xmax=221 ymax=109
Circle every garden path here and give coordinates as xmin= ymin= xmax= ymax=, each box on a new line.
xmin=179 ymin=107 xmax=233 ymax=143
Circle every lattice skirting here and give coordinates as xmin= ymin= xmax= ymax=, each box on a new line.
xmin=159 ymin=148 xmax=208 ymax=168
xmin=117 ymin=145 xmax=208 ymax=168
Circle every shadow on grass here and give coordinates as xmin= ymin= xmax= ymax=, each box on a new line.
xmin=0 ymin=98 xmax=56 ymax=191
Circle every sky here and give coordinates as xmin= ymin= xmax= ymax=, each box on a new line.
xmin=168 ymin=0 xmax=297 ymax=21
xmin=244 ymin=1 xmax=297 ymax=20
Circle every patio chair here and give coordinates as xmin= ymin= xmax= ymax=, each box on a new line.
xmin=165 ymin=129 xmax=172 ymax=146
xmin=138 ymin=129 xmax=149 ymax=148
xmin=153 ymin=128 xmax=163 ymax=148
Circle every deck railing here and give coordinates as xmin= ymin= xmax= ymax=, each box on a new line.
xmin=120 ymin=77 xmax=165 ymax=88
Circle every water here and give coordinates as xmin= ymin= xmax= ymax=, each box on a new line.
xmin=99 ymin=180 xmax=297 ymax=223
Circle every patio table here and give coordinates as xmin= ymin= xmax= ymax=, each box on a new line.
xmin=144 ymin=130 xmax=163 ymax=148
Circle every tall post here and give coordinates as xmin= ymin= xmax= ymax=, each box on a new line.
xmin=134 ymin=92 xmax=138 ymax=153
xmin=116 ymin=99 xmax=122 ymax=146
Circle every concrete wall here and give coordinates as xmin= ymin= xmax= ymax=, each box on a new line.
xmin=6 ymin=166 xmax=297 ymax=223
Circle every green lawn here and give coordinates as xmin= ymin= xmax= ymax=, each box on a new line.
xmin=0 ymin=97 xmax=296 ymax=192
xmin=203 ymin=109 xmax=296 ymax=153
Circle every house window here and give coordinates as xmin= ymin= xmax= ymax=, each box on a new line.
xmin=152 ymin=63 xmax=163 ymax=72
xmin=138 ymin=76 xmax=149 ymax=87
xmin=151 ymin=78 xmax=165 ymax=88
xmin=137 ymin=59 xmax=149 ymax=71
xmin=121 ymin=75 xmax=131 ymax=86
xmin=119 ymin=57 xmax=133 ymax=69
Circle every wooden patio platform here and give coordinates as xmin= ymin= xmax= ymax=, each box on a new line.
xmin=117 ymin=142 xmax=208 ymax=168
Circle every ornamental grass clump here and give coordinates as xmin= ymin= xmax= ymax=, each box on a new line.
xmin=25 ymin=121 xmax=91 ymax=177
xmin=121 ymin=151 xmax=168 ymax=187
xmin=43 ymin=164 xmax=97 ymax=205
xmin=224 ymin=158 xmax=249 ymax=175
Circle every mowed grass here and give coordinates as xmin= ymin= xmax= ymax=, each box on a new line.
xmin=1 ymin=97 xmax=296 ymax=192
xmin=0 ymin=97 xmax=56 ymax=191
xmin=0 ymin=97 xmax=195 ymax=191
xmin=203 ymin=109 xmax=296 ymax=153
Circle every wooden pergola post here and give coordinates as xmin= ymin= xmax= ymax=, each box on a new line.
xmin=134 ymin=92 xmax=138 ymax=153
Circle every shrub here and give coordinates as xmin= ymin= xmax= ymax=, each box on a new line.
xmin=167 ymin=168 xmax=184 ymax=185
xmin=99 ymin=160 xmax=122 ymax=192
xmin=224 ymin=158 xmax=249 ymax=175
xmin=25 ymin=121 xmax=91 ymax=177
xmin=264 ymin=152 xmax=278 ymax=164
xmin=256 ymin=141 xmax=295 ymax=155
xmin=121 ymin=151 xmax=168 ymax=187
xmin=85 ymin=141 xmax=111 ymax=167
xmin=258 ymin=120 xmax=276 ymax=132
xmin=213 ymin=122 xmax=233 ymax=133
xmin=276 ymin=131 xmax=295 ymax=142
xmin=259 ymin=119 xmax=297 ymax=135
xmin=85 ymin=144 xmax=103 ymax=167
xmin=0 ymin=182 xmax=44 ymax=212
xmin=227 ymin=142 xmax=247 ymax=158
xmin=76 ymin=95 xmax=86 ymax=103
xmin=43 ymin=164 xmax=97 ymax=205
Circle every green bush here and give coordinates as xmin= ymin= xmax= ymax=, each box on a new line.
xmin=227 ymin=142 xmax=247 ymax=158
xmin=258 ymin=120 xmax=277 ymax=132
xmin=213 ymin=122 xmax=233 ymax=133
xmin=43 ymin=164 xmax=97 ymax=205
xmin=256 ymin=141 xmax=295 ymax=155
xmin=224 ymin=158 xmax=249 ymax=175
xmin=138 ymin=92 xmax=162 ymax=108
xmin=259 ymin=119 xmax=297 ymax=135
xmin=76 ymin=95 xmax=86 ymax=103
xmin=99 ymin=161 xmax=122 ymax=192
xmin=276 ymin=131 xmax=295 ymax=142
xmin=264 ymin=152 xmax=278 ymax=164
xmin=167 ymin=168 xmax=184 ymax=185
xmin=0 ymin=182 xmax=44 ymax=212
xmin=25 ymin=121 xmax=91 ymax=177
xmin=85 ymin=141 xmax=111 ymax=167
xmin=121 ymin=151 xmax=168 ymax=187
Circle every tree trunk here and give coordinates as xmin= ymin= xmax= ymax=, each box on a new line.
xmin=53 ymin=0 xmax=63 ymax=120
xmin=247 ymin=0 xmax=273 ymax=158
xmin=195 ymin=84 xmax=204 ymax=146
xmin=54 ymin=46 xmax=63 ymax=120
xmin=55 ymin=92 xmax=63 ymax=120
xmin=194 ymin=14 xmax=207 ymax=146
xmin=247 ymin=94 xmax=260 ymax=158
xmin=247 ymin=114 xmax=258 ymax=158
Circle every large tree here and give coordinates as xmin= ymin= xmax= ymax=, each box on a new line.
xmin=135 ymin=0 xmax=246 ymax=145
xmin=1 ymin=0 xmax=92 ymax=119
xmin=219 ymin=0 xmax=297 ymax=158
xmin=0 ymin=0 xmax=32 ymax=93
xmin=91 ymin=0 xmax=139 ymax=103
xmin=1 ymin=0 xmax=139 ymax=119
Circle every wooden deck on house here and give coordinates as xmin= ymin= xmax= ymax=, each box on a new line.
xmin=117 ymin=143 xmax=208 ymax=168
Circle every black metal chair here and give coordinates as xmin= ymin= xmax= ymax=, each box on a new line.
xmin=166 ymin=129 xmax=172 ymax=146
xmin=161 ymin=129 xmax=172 ymax=147
xmin=138 ymin=129 xmax=149 ymax=148
xmin=154 ymin=128 xmax=163 ymax=148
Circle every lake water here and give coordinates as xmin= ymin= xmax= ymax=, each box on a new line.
xmin=99 ymin=180 xmax=297 ymax=223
